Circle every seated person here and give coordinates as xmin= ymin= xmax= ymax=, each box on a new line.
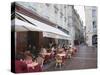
xmin=46 ymin=49 xmax=52 ymax=56
xmin=24 ymin=50 xmax=35 ymax=59
xmin=40 ymin=48 xmax=47 ymax=56
xmin=36 ymin=54 xmax=44 ymax=68
xmin=47 ymin=49 xmax=51 ymax=52
xmin=51 ymin=46 xmax=57 ymax=53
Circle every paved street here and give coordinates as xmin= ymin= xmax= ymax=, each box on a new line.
xmin=44 ymin=45 xmax=97 ymax=71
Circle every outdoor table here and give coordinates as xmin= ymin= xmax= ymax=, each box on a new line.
xmin=33 ymin=64 xmax=42 ymax=72
xmin=57 ymin=53 xmax=66 ymax=57
xmin=46 ymin=53 xmax=51 ymax=56
xmin=28 ymin=62 xmax=42 ymax=72
xmin=41 ymin=53 xmax=47 ymax=55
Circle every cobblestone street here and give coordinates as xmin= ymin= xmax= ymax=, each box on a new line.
xmin=44 ymin=45 xmax=97 ymax=71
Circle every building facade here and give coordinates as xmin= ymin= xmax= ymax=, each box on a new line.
xmin=13 ymin=2 xmax=73 ymax=48
xmin=71 ymin=6 xmax=84 ymax=45
xmin=84 ymin=6 xmax=97 ymax=46
xmin=11 ymin=2 xmax=84 ymax=54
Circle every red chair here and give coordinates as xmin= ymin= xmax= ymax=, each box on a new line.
xmin=74 ymin=48 xmax=77 ymax=52
xmin=34 ymin=64 xmax=42 ymax=72
xmin=73 ymin=48 xmax=77 ymax=54
xmin=62 ymin=56 xmax=66 ymax=64
xmin=15 ymin=60 xmax=28 ymax=73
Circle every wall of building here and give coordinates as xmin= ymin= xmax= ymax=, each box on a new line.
xmin=15 ymin=2 xmax=84 ymax=46
xmin=16 ymin=32 xmax=28 ymax=53
xmin=85 ymin=6 xmax=97 ymax=46
xmin=71 ymin=7 xmax=84 ymax=45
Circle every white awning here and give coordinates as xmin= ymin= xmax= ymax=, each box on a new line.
xmin=43 ymin=32 xmax=70 ymax=40
xmin=11 ymin=18 xmax=42 ymax=32
xmin=16 ymin=12 xmax=70 ymax=38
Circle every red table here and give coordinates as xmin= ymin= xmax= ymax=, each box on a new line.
xmin=28 ymin=63 xmax=42 ymax=72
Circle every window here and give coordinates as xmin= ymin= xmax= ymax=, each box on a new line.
xmin=86 ymin=36 xmax=88 ymax=41
xmin=93 ymin=21 xmax=96 ymax=28
xmin=92 ymin=9 xmax=96 ymax=17
xmin=54 ymin=5 xmax=59 ymax=14
xmin=68 ymin=16 xmax=72 ymax=27
xmin=28 ymin=3 xmax=37 ymax=11
xmin=58 ymin=26 xmax=69 ymax=35
xmin=64 ymin=5 xmax=66 ymax=8
xmin=64 ymin=17 xmax=66 ymax=22
xmin=60 ymin=12 xmax=63 ymax=18
xmin=45 ymin=16 xmax=49 ymax=19
xmin=45 ymin=3 xmax=50 ymax=7
xmin=55 ymin=10 xmax=57 ymax=14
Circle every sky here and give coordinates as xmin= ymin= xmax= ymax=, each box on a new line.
xmin=74 ymin=6 xmax=85 ymax=26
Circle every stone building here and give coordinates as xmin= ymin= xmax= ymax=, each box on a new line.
xmin=84 ymin=6 xmax=97 ymax=46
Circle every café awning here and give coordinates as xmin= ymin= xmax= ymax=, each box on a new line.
xmin=16 ymin=12 xmax=70 ymax=38
xmin=11 ymin=18 xmax=42 ymax=32
xmin=43 ymin=32 xmax=70 ymax=40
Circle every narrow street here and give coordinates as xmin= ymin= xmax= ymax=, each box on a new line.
xmin=44 ymin=45 xmax=97 ymax=71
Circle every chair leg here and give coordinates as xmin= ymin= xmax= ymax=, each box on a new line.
xmin=59 ymin=63 xmax=62 ymax=69
xmin=55 ymin=63 xmax=58 ymax=68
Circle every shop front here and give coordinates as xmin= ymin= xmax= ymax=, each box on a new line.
xmin=12 ymin=12 xmax=70 ymax=57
